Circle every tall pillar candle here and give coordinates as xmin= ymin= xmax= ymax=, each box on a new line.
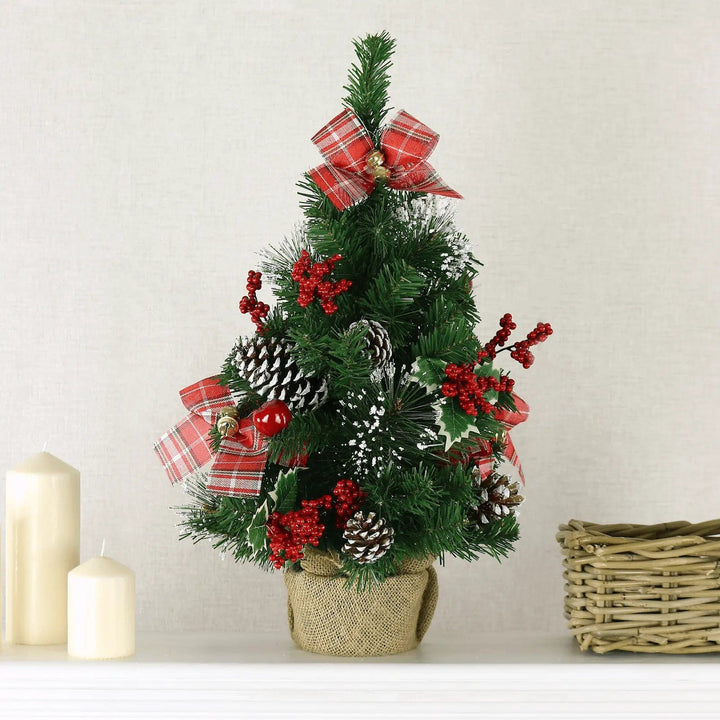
xmin=68 ymin=553 xmax=135 ymax=659
xmin=5 ymin=452 xmax=80 ymax=644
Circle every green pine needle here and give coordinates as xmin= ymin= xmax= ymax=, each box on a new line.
xmin=342 ymin=31 xmax=396 ymax=141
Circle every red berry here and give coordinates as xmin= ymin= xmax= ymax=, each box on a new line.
xmin=292 ymin=251 xmax=352 ymax=315
xmin=239 ymin=270 xmax=269 ymax=333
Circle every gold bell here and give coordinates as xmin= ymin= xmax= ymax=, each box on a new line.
xmin=216 ymin=406 xmax=240 ymax=438
xmin=366 ymin=150 xmax=390 ymax=181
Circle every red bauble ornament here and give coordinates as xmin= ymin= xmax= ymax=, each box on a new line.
xmin=252 ymin=399 xmax=292 ymax=437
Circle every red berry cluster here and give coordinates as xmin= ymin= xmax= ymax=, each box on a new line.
xmin=332 ymin=478 xmax=364 ymax=529
xmin=479 ymin=313 xmax=516 ymax=361
xmin=265 ymin=478 xmax=364 ymax=568
xmin=291 ymin=250 xmax=352 ymax=315
xmin=479 ymin=314 xmax=553 ymax=369
xmin=267 ymin=495 xmax=332 ymax=569
xmin=509 ymin=322 xmax=553 ymax=368
xmin=442 ymin=362 xmax=515 ymax=417
xmin=239 ymin=270 xmax=270 ymax=333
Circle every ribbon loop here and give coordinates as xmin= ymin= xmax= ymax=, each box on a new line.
xmin=309 ymin=109 xmax=461 ymax=211
xmin=473 ymin=393 xmax=529 ymax=485
xmin=155 ymin=376 xmax=269 ymax=497
xmin=179 ymin=377 xmax=234 ymax=425
xmin=154 ymin=408 xmax=214 ymax=485
xmin=311 ymin=108 xmax=375 ymax=174
xmin=379 ymin=110 xmax=439 ymax=172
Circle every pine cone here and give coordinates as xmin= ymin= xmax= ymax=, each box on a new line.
xmin=472 ymin=471 xmax=524 ymax=525
xmin=349 ymin=319 xmax=393 ymax=368
xmin=342 ymin=511 xmax=395 ymax=564
xmin=232 ymin=337 xmax=328 ymax=412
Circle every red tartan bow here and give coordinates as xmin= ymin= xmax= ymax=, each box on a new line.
xmin=309 ymin=109 xmax=462 ymax=211
xmin=472 ymin=394 xmax=530 ymax=485
xmin=154 ymin=377 xmax=268 ymax=497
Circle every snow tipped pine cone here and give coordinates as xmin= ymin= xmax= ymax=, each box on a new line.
xmin=342 ymin=511 xmax=395 ymax=564
xmin=348 ymin=319 xmax=393 ymax=368
xmin=472 ymin=471 xmax=524 ymax=525
xmin=232 ymin=336 xmax=328 ymax=412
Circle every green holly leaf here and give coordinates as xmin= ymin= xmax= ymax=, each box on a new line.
xmin=247 ymin=502 xmax=269 ymax=552
xmin=409 ymin=357 xmax=447 ymax=393
xmin=435 ymin=398 xmax=479 ymax=451
xmin=272 ymin=469 xmax=298 ymax=515
xmin=246 ymin=470 xmax=299 ymax=552
xmin=475 ymin=363 xmax=502 ymax=404
xmin=475 ymin=363 xmax=501 ymax=380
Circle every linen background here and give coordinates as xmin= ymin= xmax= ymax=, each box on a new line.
xmin=1 ymin=0 xmax=718 ymax=636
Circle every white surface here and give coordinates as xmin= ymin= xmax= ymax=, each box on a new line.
xmin=1 ymin=632 xmax=719 ymax=719
xmin=1 ymin=1 xmax=720 ymax=638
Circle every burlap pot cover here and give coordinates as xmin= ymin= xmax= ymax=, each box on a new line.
xmin=285 ymin=546 xmax=439 ymax=656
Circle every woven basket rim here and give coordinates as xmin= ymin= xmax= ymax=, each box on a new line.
xmin=557 ymin=518 xmax=720 ymax=654
xmin=558 ymin=518 xmax=720 ymax=544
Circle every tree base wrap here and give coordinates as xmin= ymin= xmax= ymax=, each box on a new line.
xmin=285 ymin=547 xmax=439 ymax=657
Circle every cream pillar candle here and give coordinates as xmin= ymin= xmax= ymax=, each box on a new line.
xmin=67 ymin=551 xmax=135 ymax=659
xmin=5 ymin=451 xmax=80 ymax=644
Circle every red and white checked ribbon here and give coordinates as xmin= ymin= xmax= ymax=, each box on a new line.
xmin=153 ymin=377 xmax=267 ymax=497
xmin=473 ymin=394 xmax=530 ymax=484
xmin=309 ymin=108 xmax=462 ymax=211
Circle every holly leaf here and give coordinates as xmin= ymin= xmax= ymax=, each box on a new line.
xmin=272 ymin=469 xmax=298 ymax=515
xmin=475 ymin=363 xmax=501 ymax=380
xmin=247 ymin=502 xmax=269 ymax=552
xmin=435 ymin=397 xmax=479 ymax=451
xmin=246 ymin=470 xmax=299 ymax=552
xmin=409 ymin=357 xmax=447 ymax=393
xmin=475 ymin=363 xmax=501 ymax=405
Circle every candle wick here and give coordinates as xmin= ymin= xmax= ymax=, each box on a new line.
xmin=100 ymin=539 xmax=106 ymax=557
xmin=42 ymin=440 xmax=48 ymax=452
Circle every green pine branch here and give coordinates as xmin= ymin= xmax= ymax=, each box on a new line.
xmin=358 ymin=260 xmax=426 ymax=343
xmin=411 ymin=318 xmax=480 ymax=364
xmin=342 ymin=31 xmax=396 ymax=141
xmin=177 ymin=474 xmax=273 ymax=566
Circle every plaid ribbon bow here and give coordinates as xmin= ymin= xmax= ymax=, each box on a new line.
xmin=154 ymin=377 xmax=267 ymax=497
xmin=309 ymin=108 xmax=462 ymax=211
xmin=473 ymin=394 xmax=530 ymax=484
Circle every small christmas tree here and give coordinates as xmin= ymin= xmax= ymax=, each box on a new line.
xmin=156 ymin=32 xmax=551 ymax=589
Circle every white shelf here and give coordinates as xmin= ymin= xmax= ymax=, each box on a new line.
xmin=1 ymin=631 xmax=719 ymax=719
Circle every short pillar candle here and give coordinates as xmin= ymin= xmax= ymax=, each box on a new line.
xmin=67 ymin=552 xmax=135 ymax=660
xmin=5 ymin=451 xmax=80 ymax=644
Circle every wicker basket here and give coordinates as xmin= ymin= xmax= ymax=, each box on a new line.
xmin=557 ymin=519 xmax=720 ymax=654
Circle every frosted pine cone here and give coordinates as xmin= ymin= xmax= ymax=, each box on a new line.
xmin=232 ymin=337 xmax=328 ymax=412
xmin=349 ymin=319 xmax=393 ymax=368
xmin=342 ymin=511 xmax=395 ymax=564
xmin=472 ymin=470 xmax=524 ymax=525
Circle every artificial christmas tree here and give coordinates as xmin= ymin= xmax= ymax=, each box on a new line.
xmin=155 ymin=31 xmax=552 ymax=655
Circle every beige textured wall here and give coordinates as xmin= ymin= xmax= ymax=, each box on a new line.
xmin=1 ymin=1 xmax=719 ymax=636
